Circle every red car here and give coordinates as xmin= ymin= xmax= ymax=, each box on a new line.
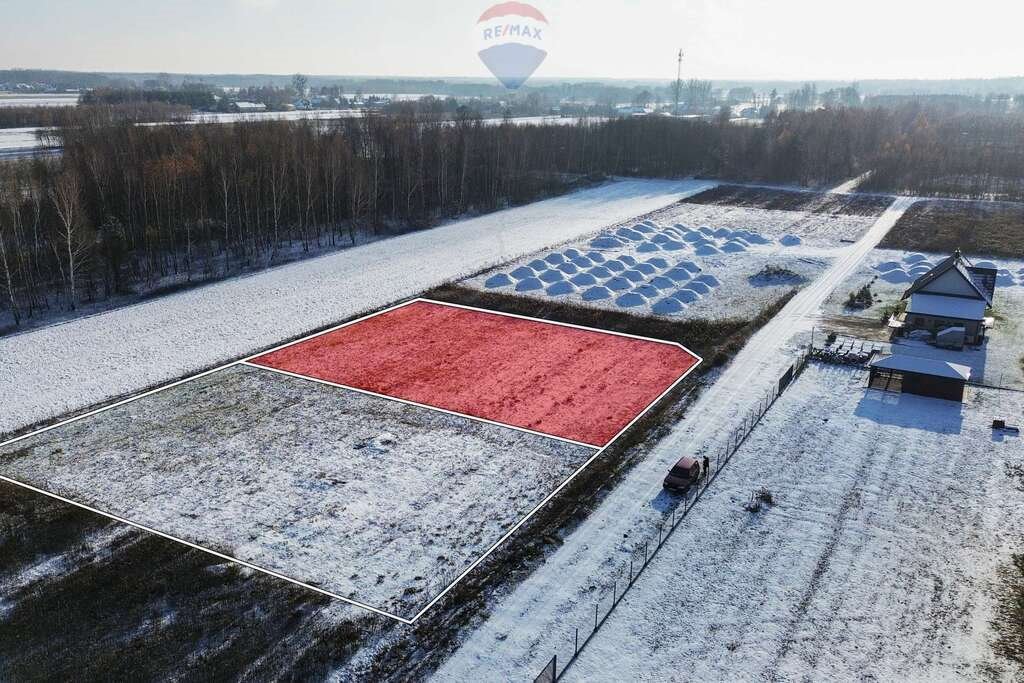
xmin=663 ymin=456 xmax=702 ymax=492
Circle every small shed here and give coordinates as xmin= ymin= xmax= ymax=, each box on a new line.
xmin=868 ymin=354 xmax=971 ymax=402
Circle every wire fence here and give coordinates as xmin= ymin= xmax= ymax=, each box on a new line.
xmin=533 ymin=346 xmax=811 ymax=681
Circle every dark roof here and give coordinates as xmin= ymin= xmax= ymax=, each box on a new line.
xmin=901 ymin=250 xmax=993 ymax=306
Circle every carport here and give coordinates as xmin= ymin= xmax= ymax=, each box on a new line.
xmin=868 ymin=354 xmax=971 ymax=402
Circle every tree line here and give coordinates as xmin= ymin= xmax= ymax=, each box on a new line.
xmin=0 ymin=102 xmax=192 ymax=129
xmin=0 ymin=103 xmax=1022 ymax=328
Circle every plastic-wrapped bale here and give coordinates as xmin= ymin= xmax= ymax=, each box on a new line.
xmin=652 ymin=298 xmax=686 ymax=315
xmin=546 ymin=280 xmax=577 ymax=296
xmin=622 ymin=269 xmax=646 ymax=282
xmin=646 ymin=257 xmax=669 ymax=269
xmin=545 ymin=252 xmax=566 ymax=265
xmin=615 ymin=293 xmax=647 ymax=308
xmin=663 ymin=268 xmax=692 ymax=283
xmin=606 ymin=277 xmax=632 ymax=291
xmin=672 ymin=288 xmax=700 ymax=303
xmin=582 ymin=286 xmax=613 ymax=301
xmin=484 ymin=273 xmax=514 ymax=288
xmin=649 ymin=276 xmax=676 ymax=290
xmin=591 ymin=236 xmax=622 ymax=249
xmin=571 ymin=272 xmax=598 ymax=286
xmin=539 ymin=269 xmax=564 ymax=283
xmin=516 ymin=277 xmax=543 ymax=292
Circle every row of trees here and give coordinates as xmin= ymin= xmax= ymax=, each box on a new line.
xmin=0 ymin=103 xmax=1022 ymax=328
xmin=0 ymin=102 xmax=192 ymax=129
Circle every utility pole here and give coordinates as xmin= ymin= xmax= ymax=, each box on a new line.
xmin=673 ymin=48 xmax=684 ymax=116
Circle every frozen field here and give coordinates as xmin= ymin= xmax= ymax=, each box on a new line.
xmin=823 ymin=248 xmax=1024 ymax=389
xmin=464 ymin=199 xmax=885 ymax=321
xmin=0 ymin=178 xmax=712 ymax=437
xmin=0 ymin=364 xmax=592 ymax=620
xmin=562 ymin=363 xmax=1024 ymax=681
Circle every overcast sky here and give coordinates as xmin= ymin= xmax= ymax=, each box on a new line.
xmin=3 ymin=0 xmax=1023 ymax=82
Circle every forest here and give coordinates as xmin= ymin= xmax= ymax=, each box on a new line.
xmin=0 ymin=102 xmax=1022 ymax=329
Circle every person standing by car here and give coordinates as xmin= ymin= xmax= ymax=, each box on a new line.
xmin=702 ymin=456 xmax=710 ymax=479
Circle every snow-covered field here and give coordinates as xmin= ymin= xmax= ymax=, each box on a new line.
xmin=0 ymin=364 xmax=592 ymax=620
xmin=823 ymin=249 xmax=1024 ymax=390
xmin=463 ymin=200 xmax=879 ymax=321
xmin=435 ymin=198 xmax=915 ymax=680
xmin=563 ymin=364 xmax=1024 ymax=682
xmin=0 ymin=178 xmax=712 ymax=438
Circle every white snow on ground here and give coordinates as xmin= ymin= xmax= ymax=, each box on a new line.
xmin=0 ymin=178 xmax=713 ymax=437
xmin=564 ymin=364 xmax=1024 ymax=682
xmin=464 ymin=202 xmax=880 ymax=322
xmin=823 ymin=249 xmax=1024 ymax=390
xmin=0 ymin=365 xmax=593 ymax=620
xmin=433 ymin=197 xmax=916 ymax=680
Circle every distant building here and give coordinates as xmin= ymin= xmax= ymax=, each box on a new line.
xmin=231 ymin=101 xmax=267 ymax=113
xmin=889 ymin=250 xmax=995 ymax=348
xmin=868 ymin=354 xmax=971 ymax=402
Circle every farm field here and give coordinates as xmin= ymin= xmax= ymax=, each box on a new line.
xmin=0 ymin=177 xmax=712 ymax=438
xmin=0 ymin=363 xmax=595 ymax=619
xmin=562 ymin=363 xmax=1024 ymax=682
xmin=464 ymin=189 xmax=890 ymax=322
xmin=0 ymin=299 xmax=697 ymax=621
xmin=880 ymin=199 xmax=1024 ymax=259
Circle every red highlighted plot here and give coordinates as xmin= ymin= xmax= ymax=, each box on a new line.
xmin=250 ymin=301 xmax=700 ymax=446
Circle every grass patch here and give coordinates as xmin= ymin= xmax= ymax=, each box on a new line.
xmin=880 ymin=200 xmax=1024 ymax=258
xmin=993 ymin=553 xmax=1024 ymax=667
xmin=0 ymin=481 xmax=368 ymax=680
xmin=683 ymin=184 xmax=892 ymax=217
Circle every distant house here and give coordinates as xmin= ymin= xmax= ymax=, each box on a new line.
xmin=231 ymin=101 xmax=267 ymax=113
xmin=890 ymin=250 xmax=996 ymax=348
xmin=868 ymin=354 xmax=971 ymax=402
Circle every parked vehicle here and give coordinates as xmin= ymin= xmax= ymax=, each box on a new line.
xmin=663 ymin=456 xmax=702 ymax=492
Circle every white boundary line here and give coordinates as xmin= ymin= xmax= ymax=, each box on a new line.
xmin=240 ymin=362 xmax=600 ymax=450
xmin=0 ymin=297 xmax=702 ymax=624
xmin=0 ymin=474 xmax=415 ymax=623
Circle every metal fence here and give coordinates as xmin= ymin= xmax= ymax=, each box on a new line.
xmin=533 ymin=347 xmax=810 ymax=681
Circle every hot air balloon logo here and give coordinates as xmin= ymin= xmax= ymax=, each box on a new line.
xmin=475 ymin=2 xmax=549 ymax=90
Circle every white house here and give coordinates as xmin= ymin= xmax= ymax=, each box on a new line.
xmin=890 ymin=250 xmax=995 ymax=348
